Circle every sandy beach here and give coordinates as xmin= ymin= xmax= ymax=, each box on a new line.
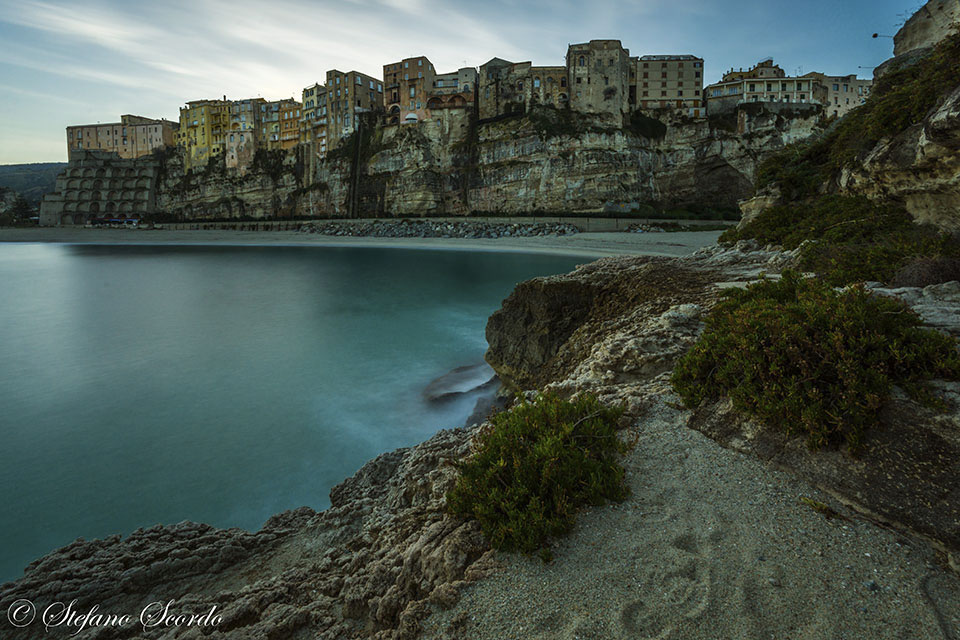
xmin=0 ymin=227 xmax=723 ymax=258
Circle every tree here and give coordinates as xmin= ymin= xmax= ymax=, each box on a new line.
xmin=10 ymin=195 xmax=33 ymax=220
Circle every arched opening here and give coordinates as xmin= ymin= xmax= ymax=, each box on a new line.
xmin=67 ymin=179 xmax=79 ymax=189
xmin=74 ymin=214 xmax=86 ymax=225
xmin=90 ymin=202 xmax=100 ymax=213
xmin=105 ymin=202 xmax=116 ymax=213
xmin=95 ymin=168 xmax=105 ymax=178
xmin=389 ymin=116 xmax=399 ymax=125
xmin=427 ymin=96 xmax=444 ymax=110
xmin=449 ymin=94 xmax=466 ymax=107
xmin=61 ymin=214 xmax=74 ymax=225
xmin=93 ymin=179 xmax=103 ymax=189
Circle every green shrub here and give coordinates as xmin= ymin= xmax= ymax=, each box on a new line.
xmin=721 ymin=196 xmax=960 ymax=285
xmin=447 ymin=392 xmax=629 ymax=555
xmin=672 ymin=271 xmax=960 ymax=449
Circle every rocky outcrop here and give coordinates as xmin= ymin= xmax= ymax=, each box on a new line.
xmin=483 ymin=244 xmax=960 ymax=571
xmin=0 ymin=427 xmax=493 ymax=639
xmin=894 ymin=0 xmax=960 ymax=56
xmin=840 ymin=81 xmax=960 ymax=231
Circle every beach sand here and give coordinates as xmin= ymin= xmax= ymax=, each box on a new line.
xmin=0 ymin=227 xmax=723 ymax=258
xmin=421 ymin=397 xmax=960 ymax=640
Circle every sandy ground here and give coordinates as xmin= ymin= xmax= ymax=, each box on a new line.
xmin=421 ymin=399 xmax=960 ymax=640
xmin=0 ymin=228 xmax=722 ymax=258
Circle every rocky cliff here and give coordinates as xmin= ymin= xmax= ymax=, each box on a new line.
xmin=154 ymin=104 xmax=822 ymax=221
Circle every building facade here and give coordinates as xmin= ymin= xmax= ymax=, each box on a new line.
xmin=804 ymin=72 xmax=872 ymax=118
xmin=635 ymin=55 xmax=705 ymax=116
xmin=301 ymin=83 xmax=329 ymax=164
xmin=705 ymin=59 xmax=870 ymax=117
xmin=177 ymin=99 xmax=231 ymax=171
xmin=325 ymin=69 xmax=383 ymax=150
xmin=566 ymin=40 xmax=633 ymax=123
xmin=225 ymin=98 xmax=265 ymax=171
xmin=39 ymin=151 xmax=161 ymax=226
xmin=279 ymin=100 xmax=302 ymax=150
xmin=66 ymin=115 xmax=176 ymax=162
xmin=383 ymin=56 xmax=436 ymax=124
xmin=425 ymin=67 xmax=478 ymax=115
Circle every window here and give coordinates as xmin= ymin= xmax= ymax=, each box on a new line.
xmin=642 ymin=90 xmax=648 ymax=96
xmin=517 ymin=81 xmax=523 ymax=90
xmin=410 ymin=87 xmax=415 ymax=98
xmin=678 ymin=90 xmax=683 ymax=97
xmin=643 ymin=62 xmax=649 ymax=68
xmin=579 ymin=56 xmax=585 ymax=66
xmin=534 ymin=77 xmax=540 ymax=88
xmin=378 ymin=83 xmax=383 ymax=92
xmin=833 ymin=83 xmax=839 ymax=91
xmin=336 ymin=77 xmax=341 ymax=84
xmin=661 ymin=90 xmax=667 ymax=96
xmin=404 ymin=62 xmax=409 ymax=68
xmin=695 ymin=72 xmax=700 ymax=78
xmin=560 ymin=78 xmax=566 ymax=87
xmin=418 ymin=72 xmax=422 ymax=78
xmin=405 ymin=73 xmax=409 ymax=80
xmin=418 ymin=60 xmax=422 ymax=66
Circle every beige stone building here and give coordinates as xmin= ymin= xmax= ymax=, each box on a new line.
xmin=66 ymin=115 xmax=176 ymax=161
xmin=636 ymin=55 xmax=705 ymax=117
xmin=705 ymin=58 xmax=870 ymax=117
xmin=326 ymin=69 xmax=384 ymax=150
xmin=225 ymin=98 xmax=266 ymax=172
xmin=425 ymin=67 xmax=478 ymax=115
xmin=803 ymin=72 xmax=872 ymax=118
xmin=301 ymin=83 xmax=329 ymax=165
xmin=478 ymin=58 xmax=569 ymax=120
xmin=566 ymin=40 xmax=633 ymax=123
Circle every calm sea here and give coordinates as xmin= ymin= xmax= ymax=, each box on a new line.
xmin=0 ymin=243 xmax=583 ymax=581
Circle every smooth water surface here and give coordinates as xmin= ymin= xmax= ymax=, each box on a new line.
xmin=0 ymin=243 xmax=583 ymax=581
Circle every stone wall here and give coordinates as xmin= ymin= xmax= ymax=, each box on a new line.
xmin=39 ymin=151 xmax=161 ymax=226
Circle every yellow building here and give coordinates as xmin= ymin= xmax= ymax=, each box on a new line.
xmin=66 ymin=115 xmax=176 ymax=161
xmin=279 ymin=100 xmax=302 ymax=150
xmin=177 ymin=99 xmax=231 ymax=171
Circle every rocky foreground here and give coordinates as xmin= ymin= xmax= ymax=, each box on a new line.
xmin=2 ymin=243 xmax=959 ymax=639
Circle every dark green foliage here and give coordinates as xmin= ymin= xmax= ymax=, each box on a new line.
xmin=0 ymin=163 xmax=67 ymax=204
xmin=526 ymin=106 xmax=589 ymax=139
xmin=672 ymin=271 xmax=960 ymax=449
xmin=10 ymin=194 xmax=33 ymax=219
xmin=250 ymin=149 xmax=287 ymax=181
xmin=447 ymin=393 xmax=629 ymax=554
xmin=721 ymin=196 xmax=960 ymax=285
xmin=626 ymin=111 xmax=667 ymax=140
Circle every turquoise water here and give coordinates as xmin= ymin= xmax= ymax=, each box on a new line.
xmin=0 ymin=243 xmax=583 ymax=582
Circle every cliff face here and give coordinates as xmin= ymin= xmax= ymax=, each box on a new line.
xmin=153 ymin=105 xmax=822 ymax=220
xmin=839 ymin=82 xmax=960 ymax=230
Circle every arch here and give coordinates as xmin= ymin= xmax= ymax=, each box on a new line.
xmin=107 ymin=190 xmax=117 ymax=200
xmin=105 ymin=202 xmax=116 ymax=213
xmin=427 ymin=96 xmax=444 ymax=110
xmin=389 ymin=105 xmax=400 ymax=114
xmin=517 ymin=81 xmax=523 ymax=91
xmin=64 ymin=202 xmax=77 ymax=212
xmin=78 ymin=202 xmax=90 ymax=213
xmin=67 ymin=179 xmax=80 ymax=189
xmin=93 ymin=179 xmax=103 ymax=189
xmin=79 ymin=191 xmax=91 ymax=201
xmin=83 ymin=168 xmax=96 ymax=178
xmin=389 ymin=116 xmax=399 ymax=124
xmin=95 ymin=168 xmax=105 ymax=178
xmin=136 ymin=178 xmax=149 ymax=188
xmin=462 ymin=83 xmax=469 ymax=91
xmin=74 ymin=214 xmax=86 ymax=225
xmin=123 ymin=190 xmax=135 ymax=200
xmin=559 ymin=93 xmax=569 ymax=102
xmin=449 ymin=94 xmax=466 ymax=106
xmin=81 ymin=179 xmax=93 ymax=189
xmin=118 ymin=213 xmax=127 ymax=220
xmin=66 ymin=191 xmax=78 ymax=201
xmin=61 ymin=214 xmax=74 ymax=225
xmin=89 ymin=202 xmax=100 ymax=213
xmin=124 ymin=180 xmax=136 ymax=189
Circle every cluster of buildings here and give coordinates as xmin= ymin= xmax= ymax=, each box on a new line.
xmin=63 ymin=40 xmax=873 ymax=174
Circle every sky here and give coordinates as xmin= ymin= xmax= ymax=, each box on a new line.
xmin=0 ymin=0 xmax=921 ymax=164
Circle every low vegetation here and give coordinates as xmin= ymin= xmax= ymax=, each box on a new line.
xmin=672 ymin=271 xmax=960 ymax=450
xmin=721 ymin=195 xmax=960 ymax=285
xmin=447 ymin=393 xmax=629 ymax=557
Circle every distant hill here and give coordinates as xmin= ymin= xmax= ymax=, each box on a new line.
xmin=0 ymin=163 xmax=67 ymax=204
